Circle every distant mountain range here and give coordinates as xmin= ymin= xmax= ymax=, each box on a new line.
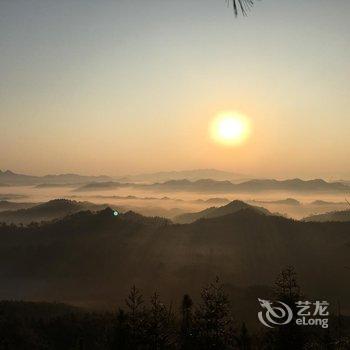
xmin=72 ymin=177 xmax=350 ymax=193
xmin=0 ymin=169 xmax=247 ymax=186
xmin=192 ymin=197 xmax=231 ymax=205
xmin=173 ymin=200 xmax=270 ymax=224
xmin=336 ymin=180 xmax=350 ymax=186
xmin=0 ymin=200 xmax=37 ymax=212
xmin=151 ymin=178 xmax=350 ymax=193
xmin=2 ymin=170 xmax=350 ymax=194
xmin=252 ymin=198 xmax=301 ymax=206
xmin=73 ymin=181 xmax=128 ymax=192
xmin=310 ymin=200 xmax=346 ymax=206
xmin=0 ymin=170 xmax=112 ymax=186
xmin=303 ymin=209 xmax=350 ymax=222
xmin=0 ymin=193 xmax=28 ymax=201
xmin=73 ymin=194 xmax=229 ymax=205
xmin=117 ymin=169 xmax=248 ymax=183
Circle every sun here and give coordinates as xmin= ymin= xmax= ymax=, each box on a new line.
xmin=210 ymin=112 xmax=250 ymax=146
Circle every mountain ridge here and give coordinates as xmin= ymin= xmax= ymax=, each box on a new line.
xmin=303 ymin=209 xmax=350 ymax=222
xmin=0 ymin=199 xmax=112 ymax=224
xmin=0 ymin=205 xmax=349 ymax=312
xmin=0 ymin=170 xmax=112 ymax=185
xmin=117 ymin=168 xmax=248 ymax=183
xmin=173 ymin=199 xmax=271 ymax=224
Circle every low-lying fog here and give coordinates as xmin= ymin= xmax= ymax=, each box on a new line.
xmin=1 ymin=185 xmax=349 ymax=220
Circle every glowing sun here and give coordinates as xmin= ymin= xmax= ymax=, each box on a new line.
xmin=210 ymin=112 xmax=250 ymax=146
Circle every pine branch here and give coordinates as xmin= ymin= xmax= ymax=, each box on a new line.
xmin=226 ymin=0 xmax=256 ymax=16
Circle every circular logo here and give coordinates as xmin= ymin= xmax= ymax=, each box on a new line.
xmin=258 ymin=298 xmax=293 ymax=328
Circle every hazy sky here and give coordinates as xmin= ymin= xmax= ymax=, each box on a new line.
xmin=1 ymin=0 xmax=349 ymax=178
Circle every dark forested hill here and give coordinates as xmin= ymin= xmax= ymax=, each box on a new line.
xmin=173 ymin=199 xmax=270 ymax=223
xmin=0 ymin=199 xmax=112 ymax=224
xmin=303 ymin=209 xmax=350 ymax=222
xmin=0 ymin=206 xmax=349 ymax=315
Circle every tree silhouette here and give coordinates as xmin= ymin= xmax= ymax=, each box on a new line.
xmin=125 ymin=285 xmax=145 ymax=332
xmin=124 ymin=285 xmax=147 ymax=348
xmin=274 ymin=265 xmax=301 ymax=304
xmin=180 ymin=294 xmax=194 ymax=350
xmin=270 ymin=266 xmax=306 ymax=350
xmin=236 ymin=323 xmax=251 ymax=350
xmin=146 ymin=292 xmax=175 ymax=349
xmin=112 ymin=308 xmax=129 ymax=349
xmin=193 ymin=277 xmax=235 ymax=350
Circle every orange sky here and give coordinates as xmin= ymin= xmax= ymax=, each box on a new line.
xmin=1 ymin=0 xmax=350 ymax=179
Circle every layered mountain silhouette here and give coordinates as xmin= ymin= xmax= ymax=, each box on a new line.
xmin=0 ymin=199 xmax=112 ymax=224
xmin=142 ymin=178 xmax=350 ymax=193
xmin=252 ymin=198 xmax=301 ymax=206
xmin=173 ymin=200 xmax=270 ymax=224
xmin=143 ymin=179 xmax=236 ymax=192
xmin=1 ymin=169 xmax=247 ymax=186
xmin=35 ymin=183 xmax=77 ymax=188
xmin=192 ymin=197 xmax=230 ymax=205
xmin=0 ymin=170 xmax=38 ymax=185
xmin=0 ymin=170 xmax=111 ymax=186
xmin=303 ymin=209 xmax=350 ymax=222
xmin=0 ymin=194 xmax=28 ymax=201
xmin=0 ymin=200 xmax=37 ymax=212
xmin=117 ymin=169 xmax=247 ymax=183
xmin=73 ymin=181 xmax=128 ymax=191
xmin=76 ymin=178 xmax=350 ymax=193
xmin=310 ymin=200 xmax=346 ymax=206
xmin=0 ymin=205 xmax=349 ymax=312
xmin=3 ymin=169 xmax=348 ymax=194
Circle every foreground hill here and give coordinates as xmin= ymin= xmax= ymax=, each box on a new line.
xmin=0 ymin=206 xmax=349 ymax=314
xmin=173 ymin=200 xmax=270 ymax=223
xmin=0 ymin=199 xmax=112 ymax=224
xmin=303 ymin=209 xmax=350 ymax=222
xmin=0 ymin=300 xmax=82 ymax=320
